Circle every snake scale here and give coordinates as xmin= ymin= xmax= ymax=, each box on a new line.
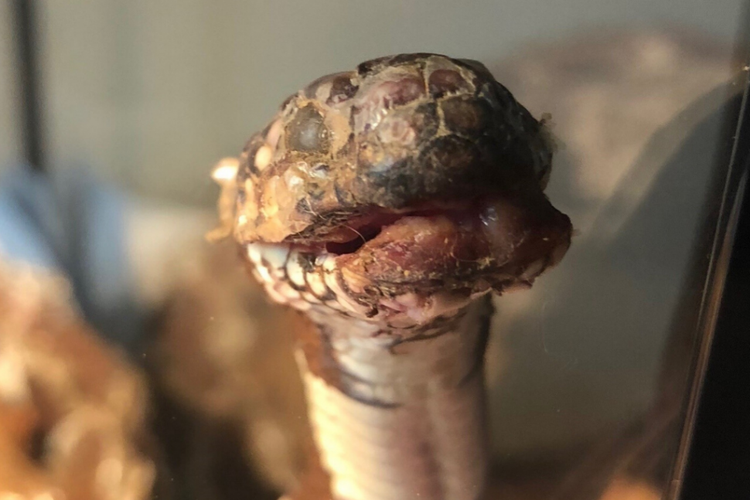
xmin=212 ymin=53 xmax=572 ymax=500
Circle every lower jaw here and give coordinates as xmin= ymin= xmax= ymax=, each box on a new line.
xmin=295 ymin=297 xmax=493 ymax=500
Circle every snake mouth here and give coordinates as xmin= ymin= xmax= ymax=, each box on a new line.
xmin=242 ymin=192 xmax=570 ymax=325
xmin=243 ymin=193 xmax=570 ymax=326
xmin=239 ymin=193 xmax=571 ymax=325
xmin=296 ymin=193 xmax=572 ymax=297
xmin=317 ymin=206 xmax=453 ymax=256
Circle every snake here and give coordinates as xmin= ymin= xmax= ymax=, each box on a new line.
xmin=211 ymin=53 xmax=572 ymax=500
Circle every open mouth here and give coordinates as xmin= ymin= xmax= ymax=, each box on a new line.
xmin=320 ymin=207 xmax=452 ymax=255
xmin=322 ymin=215 xmax=399 ymax=255
xmin=294 ymin=195 xmax=572 ymax=292
xmin=242 ymin=193 xmax=570 ymax=323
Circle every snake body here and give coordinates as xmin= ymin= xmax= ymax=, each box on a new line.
xmin=213 ymin=53 xmax=572 ymax=499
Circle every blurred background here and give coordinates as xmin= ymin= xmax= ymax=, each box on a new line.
xmin=0 ymin=1 xmax=748 ymax=499
xmin=0 ymin=1 xmax=743 ymax=203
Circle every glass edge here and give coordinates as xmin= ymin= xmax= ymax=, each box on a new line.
xmin=667 ymin=10 xmax=750 ymax=498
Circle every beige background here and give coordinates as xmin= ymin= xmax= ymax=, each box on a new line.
xmin=0 ymin=0 xmax=20 ymax=168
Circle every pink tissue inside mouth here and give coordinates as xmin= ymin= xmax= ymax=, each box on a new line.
xmin=322 ymin=195 xmax=572 ymax=289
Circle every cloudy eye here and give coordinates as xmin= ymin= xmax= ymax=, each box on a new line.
xmin=285 ymin=104 xmax=330 ymax=153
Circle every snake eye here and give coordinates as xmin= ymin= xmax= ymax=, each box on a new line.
xmin=285 ymin=104 xmax=330 ymax=154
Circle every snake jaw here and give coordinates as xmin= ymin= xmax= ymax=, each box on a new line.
xmin=216 ymin=162 xmax=570 ymax=329
xmin=242 ymin=195 xmax=570 ymax=329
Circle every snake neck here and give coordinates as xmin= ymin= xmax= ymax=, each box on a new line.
xmin=295 ymin=296 xmax=493 ymax=500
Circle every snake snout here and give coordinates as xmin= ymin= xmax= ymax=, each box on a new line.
xmin=217 ymin=53 xmax=571 ymax=326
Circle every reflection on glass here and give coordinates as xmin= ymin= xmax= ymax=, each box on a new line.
xmin=482 ymin=29 xmax=745 ymax=499
xmin=0 ymin=2 xmax=747 ymax=500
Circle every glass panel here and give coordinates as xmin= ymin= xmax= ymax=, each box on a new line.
xmin=1 ymin=2 xmax=747 ymax=500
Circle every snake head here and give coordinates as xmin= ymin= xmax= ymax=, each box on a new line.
xmin=213 ymin=53 xmax=571 ymax=327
